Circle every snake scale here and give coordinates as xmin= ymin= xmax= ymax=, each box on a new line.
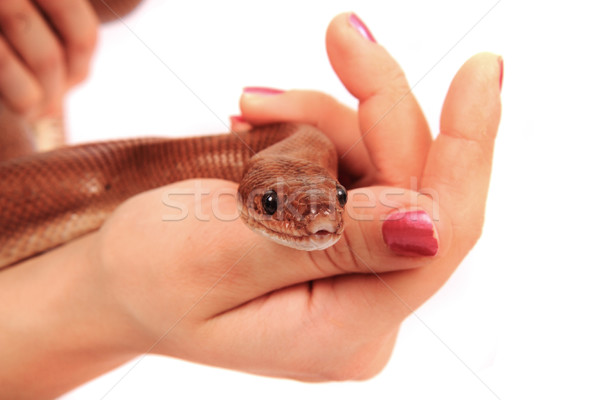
xmin=0 ymin=123 xmax=347 ymax=268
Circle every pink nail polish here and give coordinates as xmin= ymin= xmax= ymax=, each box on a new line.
xmin=230 ymin=115 xmax=247 ymax=123
xmin=498 ymin=56 xmax=504 ymax=92
xmin=382 ymin=210 xmax=439 ymax=257
xmin=349 ymin=13 xmax=376 ymax=43
xmin=243 ymin=87 xmax=284 ymax=95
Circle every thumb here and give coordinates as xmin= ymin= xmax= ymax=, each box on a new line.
xmin=334 ymin=185 xmax=448 ymax=274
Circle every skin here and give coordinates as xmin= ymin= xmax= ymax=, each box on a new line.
xmin=0 ymin=11 xmax=502 ymax=400
xmin=0 ymin=0 xmax=143 ymax=118
xmin=0 ymin=0 xmax=99 ymax=117
xmin=0 ymin=0 xmax=142 ymax=160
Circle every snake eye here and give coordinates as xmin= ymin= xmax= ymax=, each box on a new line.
xmin=261 ymin=190 xmax=278 ymax=215
xmin=336 ymin=184 xmax=347 ymax=207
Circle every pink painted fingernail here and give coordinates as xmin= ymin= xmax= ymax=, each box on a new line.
xmin=230 ymin=115 xmax=247 ymax=123
xmin=243 ymin=87 xmax=284 ymax=95
xmin=349 ymin=13 xmax=376 ymax=42
xmin=382 ymin=209 xmax=439 ymax=257
xmin=498 ymin=56 xmax=504 ymax=92
xmin=230 ymin=115 xmax=253 ymax=132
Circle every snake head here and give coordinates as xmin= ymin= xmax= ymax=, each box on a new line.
xmin=238 ymin=156 xmax=346 ymax=251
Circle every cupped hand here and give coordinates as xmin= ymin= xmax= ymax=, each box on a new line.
xmin=0 ymin=0 xmax=98 ymax=117
xmin=93 ymin=13 xmax=502 ymax=381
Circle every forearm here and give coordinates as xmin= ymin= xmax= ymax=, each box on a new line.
xmin=0 ymin=234 xmax=137 ymax=399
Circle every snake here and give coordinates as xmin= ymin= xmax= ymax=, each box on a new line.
xmin=0 ymin=123 xmax=347 ymax=269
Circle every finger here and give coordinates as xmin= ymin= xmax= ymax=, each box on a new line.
xmin=88 ymin=0 xmax=143 ymax=23
xmin=229 ymin=115 xmax=252 ymax=133
xmin=35 ymin=0 xmax=99 ymax=86
xmin=332 ymin=53 xmax=503 ymax=325
xmin=422 ymin=52 xmax=502 ymax=249
xmin=240 ymin=88 xmax=370 ymax=184
xmin=0 ymin=1 xmax=65 ymax=111
xmin=0 ymin=36 xmax=42 ymax=113
xmin=326 ymin=13 xmax=432 ymax=188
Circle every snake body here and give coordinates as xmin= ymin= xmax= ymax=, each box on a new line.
xmin=0 ymin=123 xmax=346 ymax=268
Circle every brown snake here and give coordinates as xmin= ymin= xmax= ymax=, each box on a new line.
xmin=0 ymin=123 xmax=347 ymax=268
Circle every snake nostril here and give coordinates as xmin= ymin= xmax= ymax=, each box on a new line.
xmin=315 ymin=230 xmax=330 ymax=236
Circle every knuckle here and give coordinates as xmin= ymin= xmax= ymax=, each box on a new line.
xmin=383 ymin=68 xmax=412 ymax=99
xmin=363 ymin=63 xmax=410 ymax=100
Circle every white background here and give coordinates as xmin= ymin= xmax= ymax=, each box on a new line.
xmin=61 ymin=1 xmax=600 ymax=399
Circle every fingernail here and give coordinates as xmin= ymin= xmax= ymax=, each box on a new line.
xmin=498 ymin=56 xmax=504 ymax=92
xmin=349 ymin=13 xmax=376 ymax=43
xmin=229 ymin=115 xmax=246 ymax=123
xmin=243 ymin=87 xmax=284 ymax=96
xmin=382 ymin=209 xmax=439 ymax=257
xmin=230 ymin=115 xmax=252 ymax=132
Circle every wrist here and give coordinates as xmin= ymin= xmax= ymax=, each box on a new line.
xmin=0 ymin=234 xmax=140 ymax=398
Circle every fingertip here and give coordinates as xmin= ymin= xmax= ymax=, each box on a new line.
xmin=382 ymin=209 xmax=439 ymax=258
xmin=239 ymin=86 xmax=287 ymax=125
xmin=326 ymin=12 xmax=376 ymax=46
xmin=348 ymin=13 xmax=377 ymax=43
xmin=229 ymin=115 xmax=253 ymax=133
xmin=440 ymin=52 xmax=502 ymax=141
xmin=342 ymin=187 xmax=449 ymax=270
xmin=451 ymin=52 xmax=503 ymax=95
xmin=242 ymin=87 xmax=285 ymax=96
xmin=326 ymin=13 xmax=375 ymax=99
xmin=326 ymin=13 xmax=402 ymax=100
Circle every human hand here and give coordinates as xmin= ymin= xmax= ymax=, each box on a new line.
xmin=87 ymin=12 xmax=502 ymax=381
xmin=0 ymin=0 xmax=98 ymax=117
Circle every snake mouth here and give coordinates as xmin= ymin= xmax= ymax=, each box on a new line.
xmin=241 ymin=209 xmax=343 ymax=251
xmin=256 ymin=225 xmax=342 ymax=251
